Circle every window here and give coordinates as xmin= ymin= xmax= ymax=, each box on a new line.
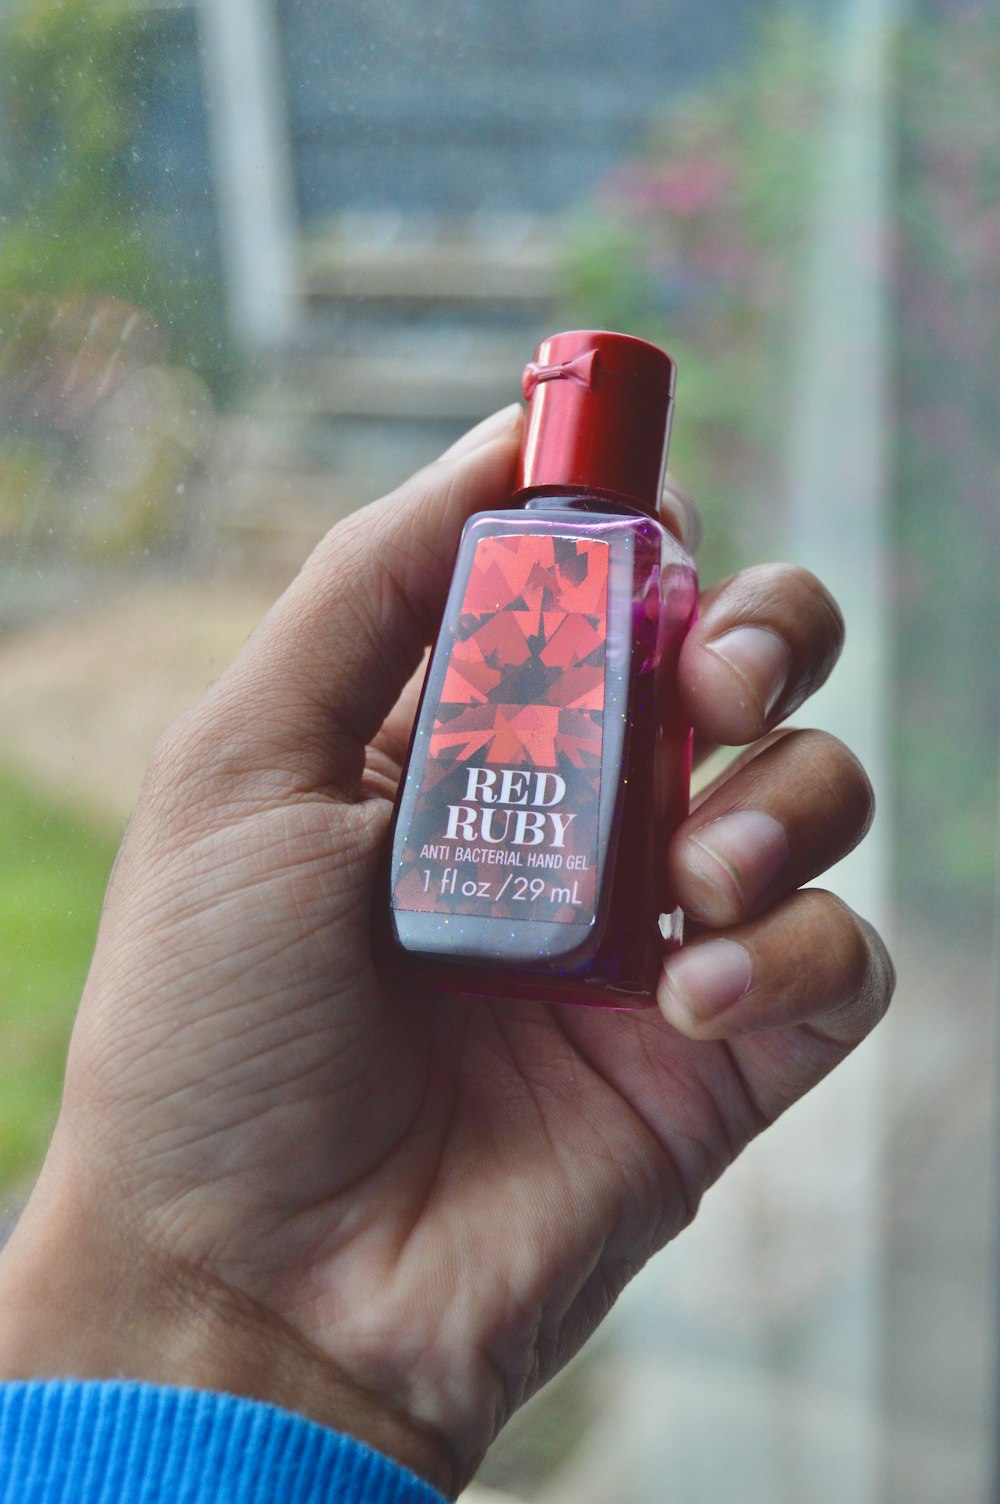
xmin=1 ymin=3 xmax=996 ymax=1499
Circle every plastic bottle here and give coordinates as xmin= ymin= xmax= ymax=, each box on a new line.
xmin=385 ymin=329 xmax=698 ymax=1008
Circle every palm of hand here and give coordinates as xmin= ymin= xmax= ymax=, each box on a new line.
xmin=63 ymin=720 xmax=840 ymax=1478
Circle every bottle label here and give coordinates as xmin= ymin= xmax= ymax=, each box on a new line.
xmin=392 ymin=532 xmax=609 ymax=926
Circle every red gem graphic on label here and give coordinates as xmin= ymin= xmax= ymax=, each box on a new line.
xmin=392 ymin=533 xmax=610 ymax=927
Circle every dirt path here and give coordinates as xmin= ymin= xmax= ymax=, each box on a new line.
xmin=0 ymin=577 xmax=277 ymax=825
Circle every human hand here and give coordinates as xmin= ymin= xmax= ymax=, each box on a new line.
xmin=0 ymin=404 xmax=893 ymax=1497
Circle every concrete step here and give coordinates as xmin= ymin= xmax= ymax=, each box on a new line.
xmin=301 ymin=212 xmax=560 ymax=307
xmin=270 ymin=348 xmax=523 ymax=423
xmin=221 ymin=217 xmax=560 ymax=549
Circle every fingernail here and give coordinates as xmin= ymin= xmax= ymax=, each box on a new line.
xmin=686 ymin=809 xmax=790 ymax=916
xmin=659 ymin=939 xmax=753 ymax=1030
xmin=439 ymin=403 xmax=522 ymax=461
xmin=707 ymin=626 xmax=791 ymax=717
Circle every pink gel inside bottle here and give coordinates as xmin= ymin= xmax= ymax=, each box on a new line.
xmin=384 ymin=331 xmax=698 ymax=1008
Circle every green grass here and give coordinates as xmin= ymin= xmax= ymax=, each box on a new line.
xmin=0 ymin=769 xmax=118 ymax=1192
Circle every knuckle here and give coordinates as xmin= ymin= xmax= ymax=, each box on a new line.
xmin=304 ymin=507 xmax=367 ymax=588
xmin=748 ymin=560 xmax=804 ymax=596
xmin=781 ymin=564 xmax=845 ymax=637
xmin=784 ymin=562 xmax=834 ymax=600
xmin=857 ymin=915 xmax=896 ymax=1019
xmin=706 ymin=564 xmax=845 ymax=675
xmin=829 ymin=739 xmax=876 ymax=835
xmin=143 ymin=715 xmax=196 ymax=795
xmin=711 ymin=562 xmax=843 ymax=630
xmin=790 ymin=728 xmax=876 ymax=834
xmin=139 ymin=701 xmax=228 ymax=821
xmin=819 ymin=729 xmax=872 ymax=785
xmin=807 ymin=889 xmax=892 ymax=1038
xmin=827 ymin=893 xmax=874 ymax=998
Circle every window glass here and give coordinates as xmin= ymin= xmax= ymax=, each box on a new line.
xmin=1 ymin=3 xmax=996 ymax=1501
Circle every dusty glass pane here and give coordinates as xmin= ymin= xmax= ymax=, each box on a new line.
xmin=0 ymin=2 xmax=997 ymax=1501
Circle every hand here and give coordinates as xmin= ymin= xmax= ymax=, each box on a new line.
xmin=0 ymin=404 xmax=893 ymax=1497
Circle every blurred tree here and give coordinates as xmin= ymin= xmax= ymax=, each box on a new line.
xmin=0 ymin=0 xmax=230 ymax=409
xmin=559 ymin=11 xmax=831 ymax=586
xmin=891 ymin=0 xmax=1000 ymax=918
xmin=0 ymin=0 xmax=158 ymax=326
xmin=0 ymin=0 xmax=224 ymax=556
xmin=560 ymin=2 xmax=1000 ymax=917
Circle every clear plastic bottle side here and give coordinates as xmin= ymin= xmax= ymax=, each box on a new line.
xmin=384 ymin=499 xmax=697 ymax=1008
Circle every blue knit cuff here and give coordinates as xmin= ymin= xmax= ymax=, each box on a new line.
xmin=0 ymin=1380 xmax=448 ymax=1504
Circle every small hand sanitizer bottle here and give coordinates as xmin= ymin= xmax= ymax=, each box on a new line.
xmin=385 ymin=330 xmax=698 ymax=1008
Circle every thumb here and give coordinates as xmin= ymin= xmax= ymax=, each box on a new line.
xmin=197 ymin=404 xmax=523 ymax=791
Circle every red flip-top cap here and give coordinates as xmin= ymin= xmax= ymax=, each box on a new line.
xmin=515 ymin=329 xmax=676 ymax=515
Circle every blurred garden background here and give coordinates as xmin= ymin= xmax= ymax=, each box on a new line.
xmin=1 ymin=1 xmax=999 ymax=1501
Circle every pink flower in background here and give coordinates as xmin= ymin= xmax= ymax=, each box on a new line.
xmin=603 ymin=157 xmax=734 ymax=217
xmin=644 ymin=158 xmax=733 ymax=215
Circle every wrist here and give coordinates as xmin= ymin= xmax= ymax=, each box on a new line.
xmin=0 ymin=1179 xmax=459 ymax=1498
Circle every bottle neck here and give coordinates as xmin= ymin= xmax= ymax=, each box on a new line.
xmin=519 ymin=486 xmax=652 ymax=521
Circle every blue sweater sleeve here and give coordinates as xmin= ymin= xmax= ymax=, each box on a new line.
xmin=0 ymin=1381 xmax=448 ymax=1504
